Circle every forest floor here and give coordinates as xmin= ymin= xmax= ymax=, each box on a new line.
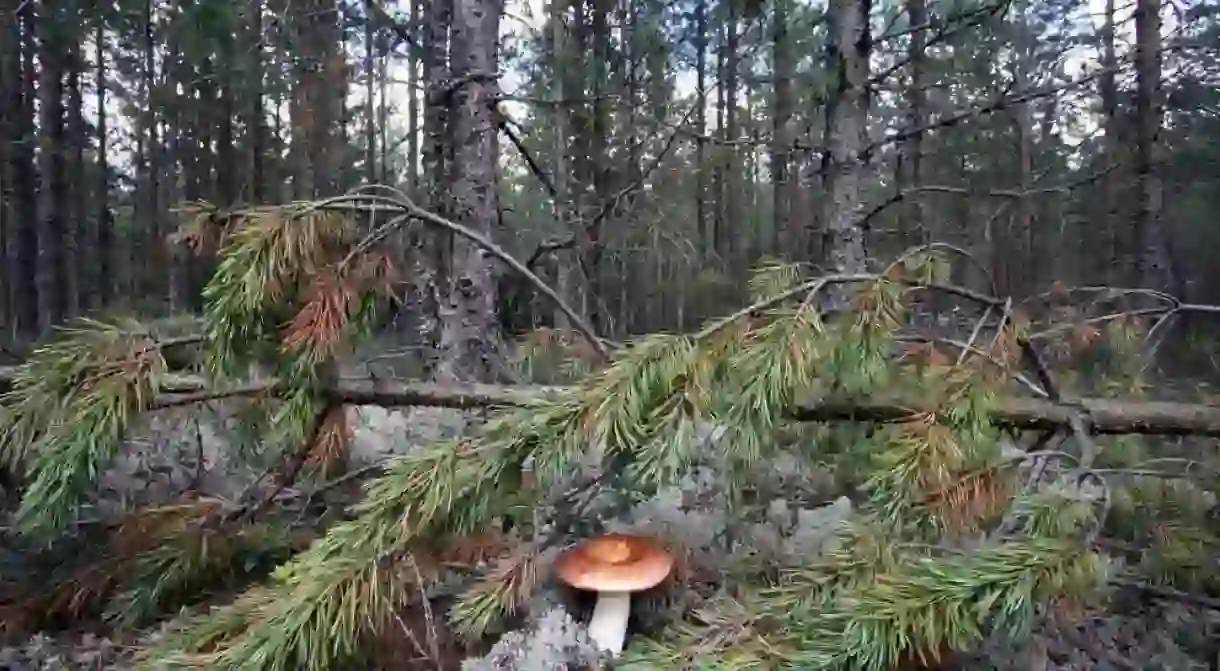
xmin=0 ymin=594 xmax=1215 ymax=669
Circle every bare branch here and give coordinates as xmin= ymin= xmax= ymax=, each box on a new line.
xmin=5 ymin=366 xmax=1220 ymax=437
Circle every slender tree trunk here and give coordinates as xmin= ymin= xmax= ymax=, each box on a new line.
xmin=771 ymin=0 xmax=793 ymax=254
xmin=581 ymin=0 xmax=611 ymax=330
xmin=11 ymin=4 xmax=39 ymax=335
xmin=35 ymin=0 xmax=69 ymax=330
xmin=1010 ymin=0 xmax=1035 ymax=297
xmin=550 ymin=0 xmax=574 ymax=330
xmin=140 ymin=0 xmax=163 ymax=306
xmin=898 ymin=0 xmax=927 ymax=248
xmin=410 ymin=0 xmax=451 ymax=374
xmin=246 ymin=0 xmax=266 ymax=202
xmin=94 ymin=8 xmax=112 ymax=308
xmin=165 ymin=32 xmax=188 ymax=311
xmin=713 ymin=19 xmax=726 ymax=259
xmin=364 ymin=3 xmax=377 ymax=184
xmin=66 ymin=7 xmax=86 ymax=315
xmin=694 ymin=0 xmax=707 ymax=254
xmin=407 ymin=0 xmax=420 ymax=189
xmin=1099 ymin=0 xmax=1121 ymax=283
xmin=1132 ymin=0 xmax=1174 ymax=293
xmin=723 ymin=12 xmax=739 ymax=267
xmin=0 ymin=0 xmax=16 ymax=335
xmin=436 ymin=0 xmax=502 ymax=383
xmin=820 ymin=0 xmax=871 ymax=276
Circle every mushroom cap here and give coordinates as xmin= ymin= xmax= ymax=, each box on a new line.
xmin=553 ymin=533 xmax=674 ymax=593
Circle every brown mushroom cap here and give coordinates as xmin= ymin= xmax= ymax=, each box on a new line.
xmin=553 ymin=533 xmax=674 ymax=593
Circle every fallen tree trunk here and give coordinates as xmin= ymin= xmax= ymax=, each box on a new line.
xmin=3 ymin=365 xmax=1220 ymax=437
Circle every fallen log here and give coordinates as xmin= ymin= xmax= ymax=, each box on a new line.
xmin=3 ymin=365 xmax=1220 ymax=437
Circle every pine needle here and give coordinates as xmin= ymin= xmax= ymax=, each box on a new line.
xmin=303 ymin=406 xmax=351 ymax=477
xmin=449 ymin=548 xmax=542 ymax=641
xmin=281 ymin=268 xmax=359 ymax=366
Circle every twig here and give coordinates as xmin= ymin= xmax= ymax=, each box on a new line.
xmin=1019 ymin=337 xmax=1061 ymax=402
xmin=391 ymin=609 xmax=431 ymax=662
xmin=404 ymin=551 xmax=443 ymax=667
xmin=957 ymin=305 xmax=995 ymax=366
xmin=523 ymin=100 xmax=700 ymax=271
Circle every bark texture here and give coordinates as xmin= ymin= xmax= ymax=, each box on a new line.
xmin=436 ymin=0 xmax=504 ymax=383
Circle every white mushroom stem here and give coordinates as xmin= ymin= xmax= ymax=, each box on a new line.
xmin=587 ymin=591 xmax=632 ymax=656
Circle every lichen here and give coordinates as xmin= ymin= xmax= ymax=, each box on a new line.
xmin=461 ymin=605 xmax=603 ymax=671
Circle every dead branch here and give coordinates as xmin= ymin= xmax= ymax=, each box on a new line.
xmin=523 ymin=101 xmax=700 ymax=271
xmin=4 ymin=366 xmax=1220 ymax=437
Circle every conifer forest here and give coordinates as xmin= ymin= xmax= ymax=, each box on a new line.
xmin=3 ymin=0 xmax=1220 ymax=668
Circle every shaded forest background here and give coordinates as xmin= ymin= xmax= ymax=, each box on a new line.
xmin=1 ymin=0 xmax=1218 ymax=372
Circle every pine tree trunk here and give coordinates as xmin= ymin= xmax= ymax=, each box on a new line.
xmin=364 ymin=4 xmax=377 ymax=184
xmin=246 ymin=0 xmax=267 ymax=203
xmin=1010 ymin=0 xmax=1035 ymax=297
xmin=1099 ymin=0 xmax=1121 ymax=283
xmin=693 ymin=0 xmax=707 ymax=255
xmin=898 ymin=0 xmax=927 ymax=248
xmin=821 ymin=0 xmax=870 ymax=277
xmin=723 ymin=11 xmax=739 ymax=266
xmin=1132 ymin=0 xmax=1174 ymax=293
xmin=0 ymin=0 xmax=15 ymax=336
xmin=771 ymin=0 xmax=792 ymax=254
xmin=139 ymin=0 xmax=163 ymax=307
xmin=410 ymin=0 xmax=451 ymax=375
xmin=66 ymin=14 xmax=86 ymax=316
xmin=550 ymin=0 xmax=574 ymax=330
xmin=95 ymin=8 xmax=113 ymax=309
xmin=35 ymin=0 xmax=69 ymax=330
xmin=407 ymin=0 xmax=420 ymax=189
xmin=580 ymin=0 xmax=611 ymax=331
xmin=436 ymin=0 xmax=502 ymax=383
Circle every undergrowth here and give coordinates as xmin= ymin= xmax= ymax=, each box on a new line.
xmin=0 ymin=189 xmax=1216 ymax=670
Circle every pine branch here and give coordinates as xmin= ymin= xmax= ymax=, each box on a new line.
xmin=7 ymin=248 xmax=1213 ymax=671
xmin=775 ymin=538 xmax=1102 ymax=671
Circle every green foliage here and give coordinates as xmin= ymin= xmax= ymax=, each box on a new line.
xmin=105 ymin=521 xmax=303 ymax=629
xmin=0 ymin=319 xmax=169 ymax=542
xmin=4 ymin=227 xmax=1186 ymax=671
xmin=134 ymin=246 xmax=1115 ymax=670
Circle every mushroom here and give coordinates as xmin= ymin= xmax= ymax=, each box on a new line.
xmin=553 ymin=533 xmax=674 ymax=656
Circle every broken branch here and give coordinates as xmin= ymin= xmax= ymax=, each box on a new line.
xmin=4 ymin=367 xmax=1220 ymax=437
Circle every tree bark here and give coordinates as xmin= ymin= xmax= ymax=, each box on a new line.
xmin=897 ymin=0 xmax=927 ymax=248
xmin=435 ymin=0 xmax=503 ymax=383
xmin=771 ymin=0 xmax=793 ymax=253
xmin=820 ymin=0 xmax=871 ymax=276
xmin=9 ymin=2 xmax=38 ymax=336
xmin=693 ymin=0 xmax=708 ymax=254
xmin=94 ymin=6 xmax=113 ymax=308
xmin=1098 ymin=0 xmax=1121 ymax=285
xmin=1132 ymin=0 xmax=1174 ymax=294
xmin=35 ymin=0 xmax=69 ymax=330
xmin=0 ymin=0 xmax=16 ymax=335
xmin=65 ymin=6 xmax=85 ymax=316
